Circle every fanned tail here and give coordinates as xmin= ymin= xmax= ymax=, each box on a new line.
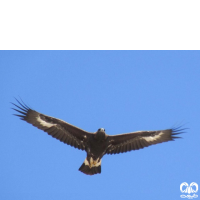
xmin=79 ymin=158 xmax=101 ymax=175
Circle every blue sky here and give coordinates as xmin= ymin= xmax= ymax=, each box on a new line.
xmin=1 ymin=51 xmax=200 ymax=200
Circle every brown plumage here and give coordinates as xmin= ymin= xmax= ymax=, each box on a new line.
xmin=12 ymin=99 xmax=186 ymax=175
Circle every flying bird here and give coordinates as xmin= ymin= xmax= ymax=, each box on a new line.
xmin=12 ymin=99 xmax=185 ymax=175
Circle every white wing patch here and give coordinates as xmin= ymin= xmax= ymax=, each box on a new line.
xmin=36 ymin=116 xmax=56 ymax=128
xmin=142 ymin=131 xmax=166 ymax=142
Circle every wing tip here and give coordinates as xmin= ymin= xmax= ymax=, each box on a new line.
xmin=171 ymin=125 xmax=188 ymax=139
xmin=11 ymin=98 xmax=31 ymax=119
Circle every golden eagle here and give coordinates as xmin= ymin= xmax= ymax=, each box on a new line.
xmin=12 ymin=99 xmax=185 ymax=175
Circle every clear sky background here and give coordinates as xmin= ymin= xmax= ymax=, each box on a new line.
xmin=1 ymin=51 xmax=200 ymax=200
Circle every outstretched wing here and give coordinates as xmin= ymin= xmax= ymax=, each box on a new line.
xmin=106 ymin=127 xmax=185 ymax=154
xmin=12 ymin=99 xmax=93 ymax=151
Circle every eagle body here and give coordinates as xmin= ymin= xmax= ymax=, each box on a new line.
xmin=12 ymin=99 xmax=185 ymax=175
xmin=79 ymin=129 xmax=109 ymax=175
xmin=88 ymin=130 xmax=108 ymax=160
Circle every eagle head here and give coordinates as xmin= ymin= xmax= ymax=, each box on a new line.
xmin=95 ymin=128 xmax=106 ymax=140
xmin=98 ymin=128 xmax=105 ymax=132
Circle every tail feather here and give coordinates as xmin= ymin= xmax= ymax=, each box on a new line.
xmin=79 ymin=158 xmax=101 ymax=175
